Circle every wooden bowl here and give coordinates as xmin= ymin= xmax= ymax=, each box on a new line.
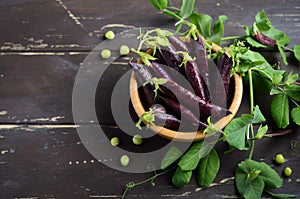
xmin=129 ymin=40 xmax=243 ymax=141
xmin=130 ymin=72 xmax=243 ymax=141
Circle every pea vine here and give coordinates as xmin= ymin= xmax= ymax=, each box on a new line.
xmin=122 ymin=0 xmax=300 ymax=198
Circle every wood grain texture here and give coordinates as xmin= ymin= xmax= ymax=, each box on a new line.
xmin=0 ymin=0 xmax=300 ymax=198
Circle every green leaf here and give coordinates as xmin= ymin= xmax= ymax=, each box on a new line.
xmin=255 ymin=124 xmax=268 ymax=139
xmin=291 ymin=106 xmax=300 ymax=126
xmin=266 ymin=191 xmax=297 ymax=199
xmin=224 ymin=114 xmax=253 ymax=150
xmin=149 ymin=0 xmax=167 ymax=11
xmin=271 ymin=93 xmax=289 ymax=128
xmin=255 ymin=10 xmax=272 ymax=31
xmin=294 ymin=45 xmax=300 ymax=61
xmin=162 ymin=10 xmax=181 ymax=20
xmin=285 ymin=84 xmax=300 ymax=102
xmin=210 ymin=15 xmax=228 ymax=45
xmin=252 ymin=105 xmax=266 ymax=124
xmin=236 ymin=169 xmax=264 ymax=199
xmin=161 ymin=146 xmax=183 ymax=170
xmin=172 ymin=167 xmax=192 ymax=187
xmin=179 ymin=0 xmax=195 ymax=19
xmin=272 ymin=73 xmax=284 ymax=85
xmin=285 ymin=72 xmax=298 ymax=85
xmin=197 ymin=149 xmax=220 ymax=186
xmin=189 ymin=12 xmax=212 ymax=38
xmin=270 ymin=88 xmax=283 ymax=95
xmin=245 ymin=36 xmax=268 ymax=48
xmin=178 ymin=141 xmax=204 ymax=170
xmin=277 ymin=44 xmax=288 ymax=65
xmin=235 ymin=159 xmax=283 ymax=199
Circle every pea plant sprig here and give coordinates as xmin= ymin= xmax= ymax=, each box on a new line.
xmin=121 ymin=0 xmax=299 ymax=199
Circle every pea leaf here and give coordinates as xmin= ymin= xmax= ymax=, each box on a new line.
xmin=255 ymin=125 xmax=268 ymax=139
xmin=149 ymin=0 xmax=168 ymax=11
xmin=161 ymin=146 xmax=183 ymax=170
xmin=285 ymin=84 xmax=300 ymax=102
xmin=277 ymin=44 xmax=288 ymax=65
xmin=266 ymin=191 xmax=297 ymax=199
xmin=163 ymin=10 xmax=181 ymax=20
xmin=270 ymin=93 xmax=290 ymax=128
xmin=294 ymin=45 xmax=300 ymax=61
xmin=224 ymin=114 xmax=253 ymax=150
xmin=179 ymin=0 xmax=195 ymax=19
xmin=189 ymin=12 xmax=212 ymax=38
xmin=236 ymin=169 xmax=264 ymax=199
xmin=210 ymin=15 xmax=228 ymax=45
xmin=172 ymin=167 xmax=192 ymax=187
xmin=245 ymin=36 xmax=268 ymax=48
xmin=255 ymin=10 xmax=272 ymax=31
xmin=291 ymin=106 xmax=300 ymax=126
xmin=178 ymin=141 xmax=204 ymax=170
xmin=252 ymin=105 xmax=266 ymax=124
xmin=235 ymin=159 xmax=283 ymax=199
xmin=197 ymin=149 xmax=220 ymax=186
xmin=285 ymin=73 xmax=298 ymax=85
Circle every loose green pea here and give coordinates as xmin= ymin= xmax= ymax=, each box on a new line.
xmin=275 ymin=153 xmax=285 ymax=165
xmin=105 ymin=30 xmax=115 ymax=40
xmin=110 ymin=137 xmax=119 ymax=146
xmin=101 ymin=49 xmax=111 ymax=59
xmin=132 ymin=134 xmax=143 ymax=145
xmin=119 ymin=45 xmax=130 ymax=55
xmin=120 ymin=155 xmax=130 ymax=166
xmin=284 ymin=167 xmax=292 ymax=177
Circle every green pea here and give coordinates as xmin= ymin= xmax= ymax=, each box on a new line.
xmin=101 ymin=49 xmax=111 ymax=59
xmin=120 ymin=155 xmax=130 ymax=166
xmin=284 ymin=167 xmax=292 ymax=177
xmin=105 ymin=30 xmax=115 ymax=40
xmin=132 ymin=134 xmax=143 ymax=145
xmin=119 ymin=45 xmax=130 ymax=55
xmin=110 ymin=137 xmax=119 ymax=146
xmin=275 ymin=153 xmax=285 ymax=165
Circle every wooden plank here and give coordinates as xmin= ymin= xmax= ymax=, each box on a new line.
xmin=0 ymin=0 xmax=97 ymax=52
xmin=1 ymin=0 xmax=300 ymax=53
xmin=0 ymin=125 xmax=299 ymax=198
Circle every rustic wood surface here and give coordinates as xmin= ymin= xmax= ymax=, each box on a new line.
xmin=0 ymin=0 xmax=299 ymax=198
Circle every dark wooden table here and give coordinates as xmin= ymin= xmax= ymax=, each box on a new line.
xmin=0 ymin=0 xmax=299 ymax=198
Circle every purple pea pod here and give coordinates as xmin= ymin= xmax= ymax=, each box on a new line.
xmin=136 ymin=105 xmax=181 ymax=130
xmin=169 ymin=35 xmax=210 ymax=101
xmin=255 ymin=32 xmax=277 ymax=46
xmin=154 ymin=112 xmax=181 ymax=130
xmin=158 ymin=44 xmax=183 ymax=71
xmin=168 ymin=35 xmax=189 ymax=52
xmin=129 ymin=61 xmax=156 ymax=107
xmin=150 ymin=61 xmax=174 ymax=81
xmin=195 ymin=35 xmax=210 ymax=87
xmin=185 ymin=60 xmax=210 ymax=101
xmin=162 ymin=79 xmax=231 ymax=119
xmin=158 ymin=95 xmax=207 ymax=129
xmin=216 ymin=53 xmax=233 ymax=96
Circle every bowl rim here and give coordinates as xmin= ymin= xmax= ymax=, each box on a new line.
xmin=129 ymin=71 xmax=243 ymax=141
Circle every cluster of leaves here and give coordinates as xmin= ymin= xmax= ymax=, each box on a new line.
xmin=122 ymin=1 xmax=299 ymax=199
xmin=226 ymin=40 xmax=300 ymax=129
xmin=150 ymin=0 xmax=227 ymax=44
xmin=160 ymin=142 xmax=220 ymax=188
xmin=244 ymin=10 xmax=300 ymax=65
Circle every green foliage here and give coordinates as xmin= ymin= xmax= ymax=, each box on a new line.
xmin=161 ymin=146 xmax=183 ymax=170
xmin=235 ymin=159 xmax=283 ymax=199
xmin=172 ymin=167 xmax=192 ymax=187
xmin=197 ymin=149 xmax=220 ymax=186
xmin=270 ymin=93 xmax=289 ymax=128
